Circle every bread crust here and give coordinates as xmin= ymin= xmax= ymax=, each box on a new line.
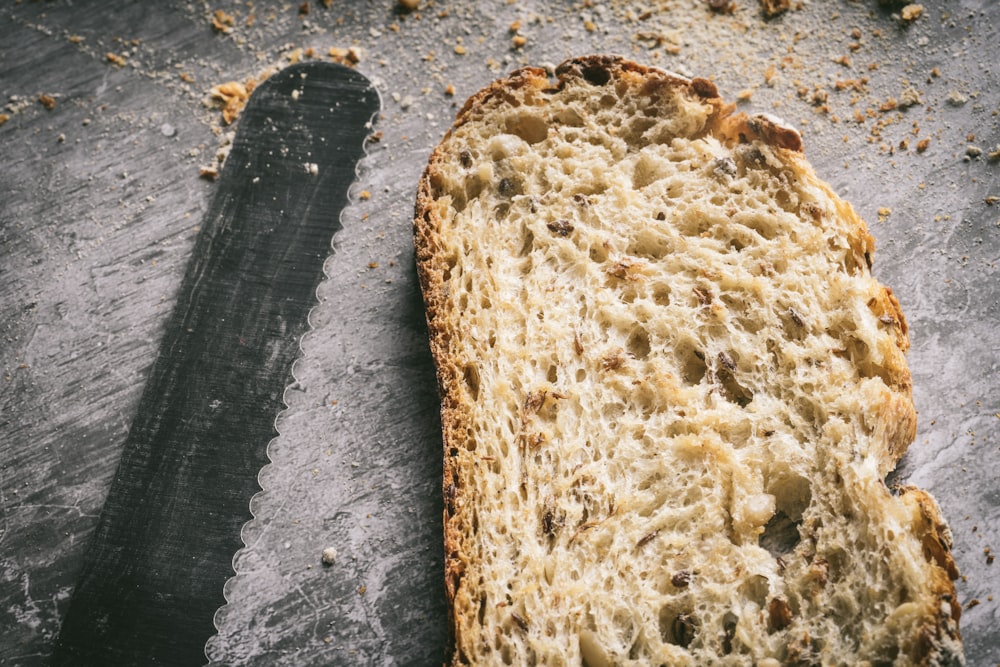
xmin=414 ymin=55 xmax=961 ymax=666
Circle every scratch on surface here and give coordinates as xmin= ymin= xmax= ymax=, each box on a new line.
xmin=17 ymin=504 xmax=99 ymax=519
xmin=0 ymin=494 xmax=7 ymax=548
xmin=289 ymin=579 xmax=324 ymax=632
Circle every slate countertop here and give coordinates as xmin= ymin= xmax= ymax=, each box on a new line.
xmin=1 ymin=1 xmax=997 ymax=665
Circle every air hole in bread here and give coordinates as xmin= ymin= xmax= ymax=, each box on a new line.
xmin=546 ymin=365 xmax=558 ymax=383
xmin=463 ymin=363 xmax=481 ymax=401
xmin=627 ymin=229 xmax=670 ymax=260
xmin=740 ymin=213 xmax=779 ymax=241
xmin=581 ymin=65 xmax=612 ymax=86
xmin=679 ymin=345 xmax=708 ymax=386
xmin=477 ymin=596 xmax=487 ymax=627
xmin=589 ymin=244 xmax=609 ymax=263
xmin=775 ymin=189 xmax=796 ymax=213
xmin=621 ymin=116 xmax=657 ymax=143
xmin=768 ymin=472 xmax=812 ymax=521
xmin=627 ymin=328 xmax=651 ymax=359
xmin=579 ymin=630 xmax=611 ymax=667
xmin=717 ymin=367 xmax=753 ymax=407
xmin=554 ymin=107 xmax=584 ymax=127
xmin=652 ymin=284 xmax=671 ymax=306
xmin=759 ymin=511 xmax=801 ymax=558
xmin=464 ymin=175 xmax=483 ymax=204
xmin=736 ymin=316 xmax=764 ymax=336
xmin=505 ymin=114 xmax=549 ymax=145
xmin=739 ymin=574 xmax=771 ymax=608
xmin=659 ymin=606 xmax=696 ymax=648
xmin=722 ymin=611 xmax=739 ymax=655
xmin=519 ymin=229 xmax=535 ymax=258
xmin=617 ymin=284 xmax=638 ymax=304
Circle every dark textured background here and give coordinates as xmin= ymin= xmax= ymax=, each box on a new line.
xmin=1 ymin=1 xmax=997 ymax=664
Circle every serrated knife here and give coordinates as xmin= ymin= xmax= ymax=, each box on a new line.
xmin=51 ymin=62 xmax=379 ymax=666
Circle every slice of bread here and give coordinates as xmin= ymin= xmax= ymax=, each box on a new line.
xmin=414 ymin=55 xmax=963 ymax=666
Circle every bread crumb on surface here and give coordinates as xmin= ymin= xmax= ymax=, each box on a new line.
xmin=328 ymin=46 xmax=362 ymax=66
xmin=321 ymin=547 xmax=337 ymax=565
xmin=900 ymin=4 xmax=924 ymax=22
xmin=209 ymin=81 xmax=251 ymax=125
xmin=759 ymin=0 xmax=793 ymax=18
xmin=212 ymin=9 xmax=235 ymax=34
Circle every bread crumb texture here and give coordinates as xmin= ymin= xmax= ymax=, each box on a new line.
xmin=415 ymin=56 xmax=963 ymax=667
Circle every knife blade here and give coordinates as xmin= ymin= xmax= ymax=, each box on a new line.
xmin=51 ymin=61 xmax=379 ymax=666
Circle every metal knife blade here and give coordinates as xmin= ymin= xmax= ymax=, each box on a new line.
xmin=51 ymin=62 xmax=380 ymax=666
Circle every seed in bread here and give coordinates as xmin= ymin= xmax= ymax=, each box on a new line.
xmin=414 ymin=55 xmax=963 ymax=666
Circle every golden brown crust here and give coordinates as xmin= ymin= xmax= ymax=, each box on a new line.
xmin=414 ymin=55 xmax=960 ymax=667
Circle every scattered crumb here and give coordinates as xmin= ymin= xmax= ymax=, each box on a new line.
xmin=899 ymin=4 xmax=924 ymax=23
xmin=898 ymin=86 xmax=921 ymax=109
xmin=367 ymin=261 xmax=379 ymax=269
xmin=397 ymin=0 xmax=419 ymax=10
xmin=359 ymin=190 xmax=371 ymax=200
xmin=987 ymin=146 xmax=1000 ymax=163
xmin=946 ymin=91 xmax=968 ymax=106
xmin=329 ymin=46 xmax=362 ymax=66
xmin=305 ymin=162 xmax=319 ymax=175
xmin=199 ymin=166 xmax=219 ymax=180
xmin=916 ymin=138 xmax=931 ymax=153
xmin=764 ymin=65 xmax=778 ymax=86
xmin=209 ymin=81 xmax=251 ymax=125
xmin=38 ymin=94 xmax=57 ymax=110
xmin=759 ymin=0 xmax=792 ymax=18
xmin=0 ymin=113 xmax=9 ymax=127
xmin=212 ymin=9 xmax=235 ymax=34
xmin=321 ymin=547 xmax=337 ymax=565
xmin=444 ymin=84 xmax=456 ymax=96
xmin=877 ymin=207 xmax=892 ymax=222
xmin=106 ymin=52 xmax=127 ymax=67
xmin=965 ymin=146 xmax=982 ymax=159
xmin=512 ymin=35 xmax=527 ymax=49
xmin=736 ymin=89 xmax=754 ymax=103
